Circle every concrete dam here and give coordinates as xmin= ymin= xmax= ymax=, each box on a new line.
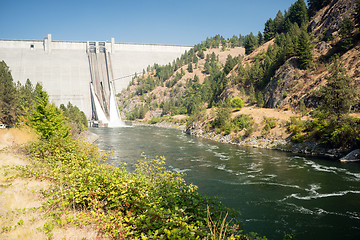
xmin=0 ymin=34 xmax=192 ymax=122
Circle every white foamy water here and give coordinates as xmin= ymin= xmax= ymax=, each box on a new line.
xmin=288 ymin=190 xmax=360 ymax=200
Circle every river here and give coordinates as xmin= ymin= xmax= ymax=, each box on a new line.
xmin=90 ymin=126 xmax=360 ymax=240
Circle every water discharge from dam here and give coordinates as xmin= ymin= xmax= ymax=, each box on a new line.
xmin=90 ymin=126 xmax=360 ymax=240
xmin=87 ymin=41 xmax=125 ymax=127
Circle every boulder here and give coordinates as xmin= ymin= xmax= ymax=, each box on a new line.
xmin=340 ymin=149 xmax=360 ymax=162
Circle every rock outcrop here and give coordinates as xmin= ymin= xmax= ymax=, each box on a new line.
xmin=340 ymin=149 xmax=360 ymax=162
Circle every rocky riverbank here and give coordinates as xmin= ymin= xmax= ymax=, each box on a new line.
xmin=127 ymin=119 xmax=357 ymax=160
xmin=184 ymin=125 xmax=345 ymax=159
xmin=131 ymin=121 xmax=186 ymax=131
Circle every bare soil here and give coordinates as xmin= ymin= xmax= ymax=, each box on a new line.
xmin=0 ymin=128 xmax=105 ymax=240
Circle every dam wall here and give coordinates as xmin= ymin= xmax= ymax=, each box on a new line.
xmin=0 ymin=34 xmax=192 ymax=119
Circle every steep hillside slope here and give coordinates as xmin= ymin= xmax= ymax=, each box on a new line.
xmin=118 ymin=45 xmax=245 ymax=120
xmin=117 ymin=0 xmax=360 ymax=153
xmin=262 ymin=0 xmax=360 ymax=109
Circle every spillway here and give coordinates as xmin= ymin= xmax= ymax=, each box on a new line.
xmin=87 ymin=41 xmax=124 ymax=127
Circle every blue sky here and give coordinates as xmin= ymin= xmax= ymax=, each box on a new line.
xmin=1 ymin=0 xmax=297 ymax=45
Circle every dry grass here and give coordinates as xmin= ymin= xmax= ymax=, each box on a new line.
xmin=0 ymin=151 xmax=48 ymax=239
xmin=0 ymin=128 xmax=108 ymax=239
xmin=0 ymin=127 xmax=38 ymax=150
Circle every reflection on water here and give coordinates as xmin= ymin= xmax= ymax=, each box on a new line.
xmin=90 ymin=126 xmax=360 ymax=240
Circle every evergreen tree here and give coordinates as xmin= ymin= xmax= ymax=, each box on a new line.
xmin=299 ymin=99 xmax=307 ymax=116
xmin=17 ymin=78 xmax=36 ymax=117
xmin=248 ymin=84 xmax=256 ymax=104
xmin=0 ymin=61 xmax=18 ymax=125
xmin=224 ymin=55 xmax=237 ymax=75
xmin=244 ymin=32 xmax=258 ymax=54
xmin=274 ymin=10 xmax=284 ymax=33
xmin=249 ymin=60 xmax=264 ymax=87
xmin=239 ymin=86 xmax=245 ymax=97
xmin=188 ymin=63 xmax=193 ymax=73
xmin=288 ymin=0 xmax=308 ymax=27
xmin=284 ymin=33 xmax=297 ymax=58
xmin=297 ymin=31 xmax=313 ymax=69
xmin=282 ymin=17 xmax=293 ymax=33
xmin=339 ymin=18 xmax=355 ymax=52
xmin=264 ymin=18 xmax=276 ymax=41
xmin=197 ymin=50 xmax=205 ymax=59
xmin=60 ymin=102 xmax=88 ymax=134
xmin=29 ymin=84 xmax=69 ymax=140
xmin=256 ymin=91 xmax=265 ymax=107
xmin=317 ymin=61 xmax=356 ymax=122
xmin=257 ymin=31 xmax=264 ymax=45
xmin=204 ymin=62 xmax=211 ymax=74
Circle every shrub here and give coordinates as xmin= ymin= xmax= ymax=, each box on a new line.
xmin=232 ymin=114 xmax=252 ymax=130
xmin=23 ymin=139 xmax=245 ymax=239
xmin=212 ymin=106 xmax=231 ymax=130
xmin=262 ymin=117 xmax=277 ymax=136
xmin=148 ymin=117 xmax=160 ymax=124
xmin=230 ymin=97 xmax=244 ymax=110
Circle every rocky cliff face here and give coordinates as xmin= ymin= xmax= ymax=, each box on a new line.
xmin=263 ymin=0 xmax=359 ymax=109
xmin=308 ymin=0 xmax=357 ymax=38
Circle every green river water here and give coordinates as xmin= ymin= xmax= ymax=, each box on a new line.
xmin=90 ymin=126 xmax=360 ymax=240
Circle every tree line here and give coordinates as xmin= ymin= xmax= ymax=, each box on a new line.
xmin=0 ymin=60 xmax=87 ymax=136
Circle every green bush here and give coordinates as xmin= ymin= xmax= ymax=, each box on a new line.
xmin=148 ymin=117 xmax=160 ymax=124
xmin=232 ymin=114 xmax=252 ymax=131
xmin=23 ymin=138 xmax=257 ymax=239
xmin=230 ymin=97 xmax=244 ymax=110
xmin=60 ymin=102 xmax=87 ymax=135
xmin=262 ymin=118 xmax=277 ymax=136
xmin=212 ymin=106 xmax=231 ymax=130
xmin=288 ymin=117 xmax=309 ymax=143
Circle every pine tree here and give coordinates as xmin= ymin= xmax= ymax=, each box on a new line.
xmin=244 ymin=32 xmax=258 ymax=54
xmin=18 ymin=78 xmax=36 ymax=117
xmin=256 ymin=91 xmax=264 ymax=107
xmin=339 ymin=18 xmax=355 ymax=52
xmin=318 ymin=61 xmax=356 ymax=122
xmin=284 ymin=33 xmax=296 ymax=58
xmin=188 ymin=62 xmax=193 ymax=73
xmin=299 ymin=99 xmax=307 ymax=116
xmin=257 ymin=31 xmax=264 ymax=45
xmin=288 ymin=0 xmax=308 ymax=28
xmin=197 ymin=50 xmax=205 ymax=59
xmin=264 ymin=18 xmax=276 ymax=41
xmin=224 ymin=55 xmax=236 ymax=75
xmin=274 ymin=10 xmax=284 ymax=33
xmin=0 ymin=61 xmax=18 ymax=125
xmin=29 ymin=84 xmax=69 ymax=140
xmin=248 ymin=84 xmax=256 ymax=104
xmin=297 ymin=31 xmax=313 ymax=69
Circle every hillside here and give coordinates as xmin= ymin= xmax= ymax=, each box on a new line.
xmin=117 ymin=0 xmax=360 ymax=155
xmin=119 ymin=45 xmax=245 ymax=121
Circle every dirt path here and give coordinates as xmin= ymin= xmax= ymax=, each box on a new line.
xmin=0 ymin=150 xmax=49 ymax=239
xmin=0 ymin=128 xmax=103 ymax=240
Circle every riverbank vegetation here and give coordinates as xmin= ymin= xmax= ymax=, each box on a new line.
xmin=1 ymin=61 xmax=268 ymax=239
xmin=0 ymin=61 xmax=87 ymax=136
xmin=118 ymin=0 xmax=360 ymax=155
